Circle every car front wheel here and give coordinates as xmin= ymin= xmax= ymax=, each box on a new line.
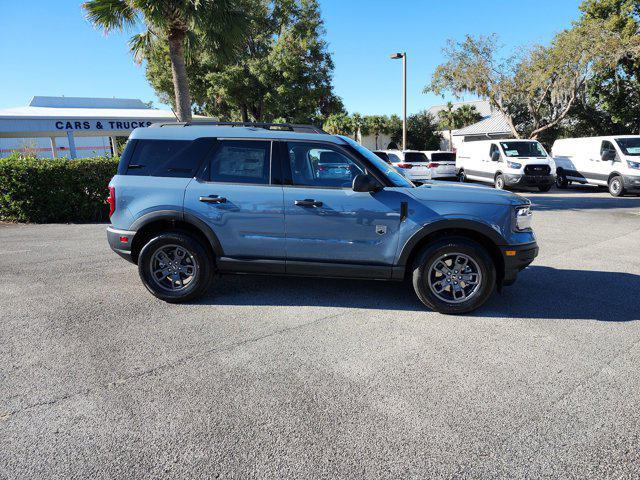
xmin=412 ymin=238 xmax=496 ymax=314
xmin=608 ymin=175 xmax=625 ymax=197
xmin=495 ymin=174 xmax=505 ymax=190
xmin=138 ymin=232 xmax=213 ymax=303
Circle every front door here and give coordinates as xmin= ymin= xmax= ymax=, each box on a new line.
xmin=184 ymin=139 xmax=286 ymax=264
xmin=278 ymin=141 xmax=403 ymax=273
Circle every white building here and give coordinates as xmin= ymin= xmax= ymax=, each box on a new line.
xmin=0 ymin=96 xmax=205 ymax=159
xmin=427 ymin=100 xmax=513 ymax=151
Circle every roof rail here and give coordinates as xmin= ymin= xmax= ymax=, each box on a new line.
xmin=149 ymin=121 xmax=327 ymax=134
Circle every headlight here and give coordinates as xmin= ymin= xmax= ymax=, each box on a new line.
xmin=627 ymin=160 xmax=640 ymax=170
xmin=507 ymin=161 xmax=522 ymax=169
xmin=515 ymin=205 xmax=532 ymax=231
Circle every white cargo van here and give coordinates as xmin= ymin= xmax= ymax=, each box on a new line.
xmin=456 ymin=140 xmax=556 ymax=191
xmin=552 ymin=136 xmax=640 ymax=197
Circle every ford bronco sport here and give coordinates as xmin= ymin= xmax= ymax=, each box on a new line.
xmin=107 ymin=122 xmax=538 ymax=314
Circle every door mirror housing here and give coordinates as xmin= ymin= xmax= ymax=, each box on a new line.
xmin=352 ymin=173 xmax=382 ymax=192
xmin=491 ymin=150 xmax=501 ymax=162
xmin=601 ymin=150 xmax=616 ymax=162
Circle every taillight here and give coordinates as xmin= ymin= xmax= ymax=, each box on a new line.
xmin=427 ymin=163 xmax=440 ymax=168
xmin=107 ymin=186 xmax=116 ymax=217
xmin=396 ymin=163 xmax=413 ymax=169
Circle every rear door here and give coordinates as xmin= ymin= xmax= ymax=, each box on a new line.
xmin=183 ymin=139 xmax=286 ymax=265
xmin=430 ymin=152 xmax=456 ymax=176
xmin=403 ymin=151 xmax=430 ymax=178
xmin=279 ymin=140 xmax=402 ymax=270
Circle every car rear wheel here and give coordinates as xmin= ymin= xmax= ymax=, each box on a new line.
xmin=556 ymin=172 xmax=569 ymax=189
xmin=608 ymin=175 xmax=625 ymax=197
xmin=412 ymin=238 xmax=496 ymax=314
xmin=494 ymin=174 xmax=505 ymax=190
xmin=138 ymin=232 xmax=213 ymax=303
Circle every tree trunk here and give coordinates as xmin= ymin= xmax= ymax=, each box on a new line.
xmin=449 ymin=129 xmax=453 ymax=150
xmin=167 ymin=29 xmax=192 ymax=122
xmin=241 ymin=105 xmax=249 ymax=122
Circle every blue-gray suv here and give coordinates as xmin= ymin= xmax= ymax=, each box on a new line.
xmin=107 ymin=122 xmax=538 ymax=314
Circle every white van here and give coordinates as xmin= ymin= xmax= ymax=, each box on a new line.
xmin=456 ymin=139 xmax=556 ymax=192
xmin=552 ymin=136 xmax=640 ymax=197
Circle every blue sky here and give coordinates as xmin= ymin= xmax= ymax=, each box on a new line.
xmin=0 ymin=0 xmax=583 ymax=115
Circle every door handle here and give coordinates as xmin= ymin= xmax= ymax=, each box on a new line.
xmin=294 ymin=199 xmax=323 ymax=207
xmin=199 ymin=195 xmax=227 ymax=204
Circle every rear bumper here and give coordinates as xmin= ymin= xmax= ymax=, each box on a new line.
xmin=501 ymin=241 xmax=539 ymax=286
xmin=504 ymin=174 xmax=555 ymax=187
xmin=107 ymin=226 xmax=136 ymax=263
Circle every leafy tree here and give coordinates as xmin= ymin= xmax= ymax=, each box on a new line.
xmin=323 ymin=113 xmax=353 ymax=136
xmin=426 ymin=26 xmax=637 ymax=139
xmin=365 ymin=115 xmax=389 ymax=149
xmin=143 ymin=0 xmax=343 ymax=124
xmin=82 ymin=0 xmax=245 ymax=122
xmin=575 ymin=0 xmax=640 ymax=133
xmin=390 ymin=111 xmax=441 ymax=151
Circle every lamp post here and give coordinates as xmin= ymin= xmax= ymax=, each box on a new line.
xmin=390 ymin=52 xmax=407 ymax=151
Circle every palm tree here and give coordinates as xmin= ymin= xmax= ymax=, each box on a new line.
xmin=82 ymin=0 xmax=244 ymax=122
xmin=367 ymin=115 xmax=388 ymax=149
xmin=437 ymin=102 xmax=457 ymax=151
xmin=323 ymin=113 xmax=353 ymax=136
xmin=455 ymin=104 xmax=482 ymax=129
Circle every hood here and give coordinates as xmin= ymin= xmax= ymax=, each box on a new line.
xmin=407 ymin=181 xmax=530 ymax=206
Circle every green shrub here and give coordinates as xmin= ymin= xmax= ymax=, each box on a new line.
xmin=0 ymin=153 xmax=119 ymax=223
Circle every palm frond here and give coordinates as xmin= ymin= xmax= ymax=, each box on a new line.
xmin=82 ymin=0 xmax=138 ymax=32
xmin=128 ymin=30 xmax=157 ymax=64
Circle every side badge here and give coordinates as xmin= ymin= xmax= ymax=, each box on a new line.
xmin=376 ymin=225 xmax=387 ymax=235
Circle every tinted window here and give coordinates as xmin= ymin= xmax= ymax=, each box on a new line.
xmin=431 ymin=152 xmax=456 ymax=162
xmin=287 ymin=142 xmax=364 ymax=188
xmin=500 ymin=141 xmax=547 ymax=157
xmin=403 ymin=152 xmax=428 ymax=163
xmin=373 ymin=151 xmax=390 ymax=163
xmin=339 ymin=138 xmax=414 ymax=188
xmin=208 ymin=140 xmax=270 ymax=184
xmin=615 ymin=138 xmax=640 ymax=156
xmin=126 ymin=139 xmax=212 ymax=177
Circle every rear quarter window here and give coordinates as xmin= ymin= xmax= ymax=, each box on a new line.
xmin=123 ymin=138 xmax=214 ymax=177
xmin=403 ymin=152 xmax=428 ymax=163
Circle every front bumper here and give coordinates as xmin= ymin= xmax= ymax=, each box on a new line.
xmin=504 ymin=174 xmax=555 ymax=187
xmin=501 ymin=241 xmax=539 ymax=286
xmin=622 ymin=174 xmax=640 ymax=191
xmin=107 ymin=226 xmax=136 ymax=263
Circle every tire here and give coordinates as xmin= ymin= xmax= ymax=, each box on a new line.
xmin=608 ymin=175 xmax=625 ymax=197
xmin=555 ymin=173 xmax=568 ymax=189
xmin=138 ymin=231 xmax=213 ymax=303
xmin=494 ymin=174 xmax=505 ymax=190
xmin=458 ymin=170 xmax=466 ymax=183
xmin=412 ymin=237 xmax=496 ymax=314
xmin=538 ymin=185 xmax=552 ymax=192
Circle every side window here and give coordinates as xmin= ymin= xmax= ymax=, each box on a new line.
xmin=600 ymin=141 xmax=617 ymax=160
xmin=207 ymin=140 xmax=270 ymax=184
xmin=387 ymin=153 xmax=402 ymax=164
xmin=125 ymin=139 xmax=212 ymax=177
xmin=489 ymin=144 xmax=498 ymax=158
xmin=286 ymin=142 xmax=365 ymax=188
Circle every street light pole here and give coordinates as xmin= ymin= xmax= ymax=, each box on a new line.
xmin=390 ymin=52 xmax=407 ymax=150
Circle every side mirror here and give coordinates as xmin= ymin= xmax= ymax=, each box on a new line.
xmin=353 ymin=173 xmax=382 ymax=192
xmin=601 ymin=150 xmax=616 ymax=162
xmin=491 ymin=151 xmax=501 ymax=162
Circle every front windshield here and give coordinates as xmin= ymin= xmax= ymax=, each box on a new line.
xmin=340 ymin=136 xmax=414 ymax=187
xmin=615 ymin=137 xmax=640 ymax=156
xmin=499 ymin=141 xmax=547 ymax=158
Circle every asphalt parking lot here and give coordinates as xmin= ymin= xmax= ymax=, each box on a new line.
xmin=1 ymin=187 xmax=640 ymax=479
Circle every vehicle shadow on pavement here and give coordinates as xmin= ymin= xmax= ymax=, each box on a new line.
xmin=482 ymin=266 xmax=640 ymax=322
xmin=201 ymin=266 xmax=640 ymax=321
xmin=200 ymin=274 xmax=425 ymax=311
